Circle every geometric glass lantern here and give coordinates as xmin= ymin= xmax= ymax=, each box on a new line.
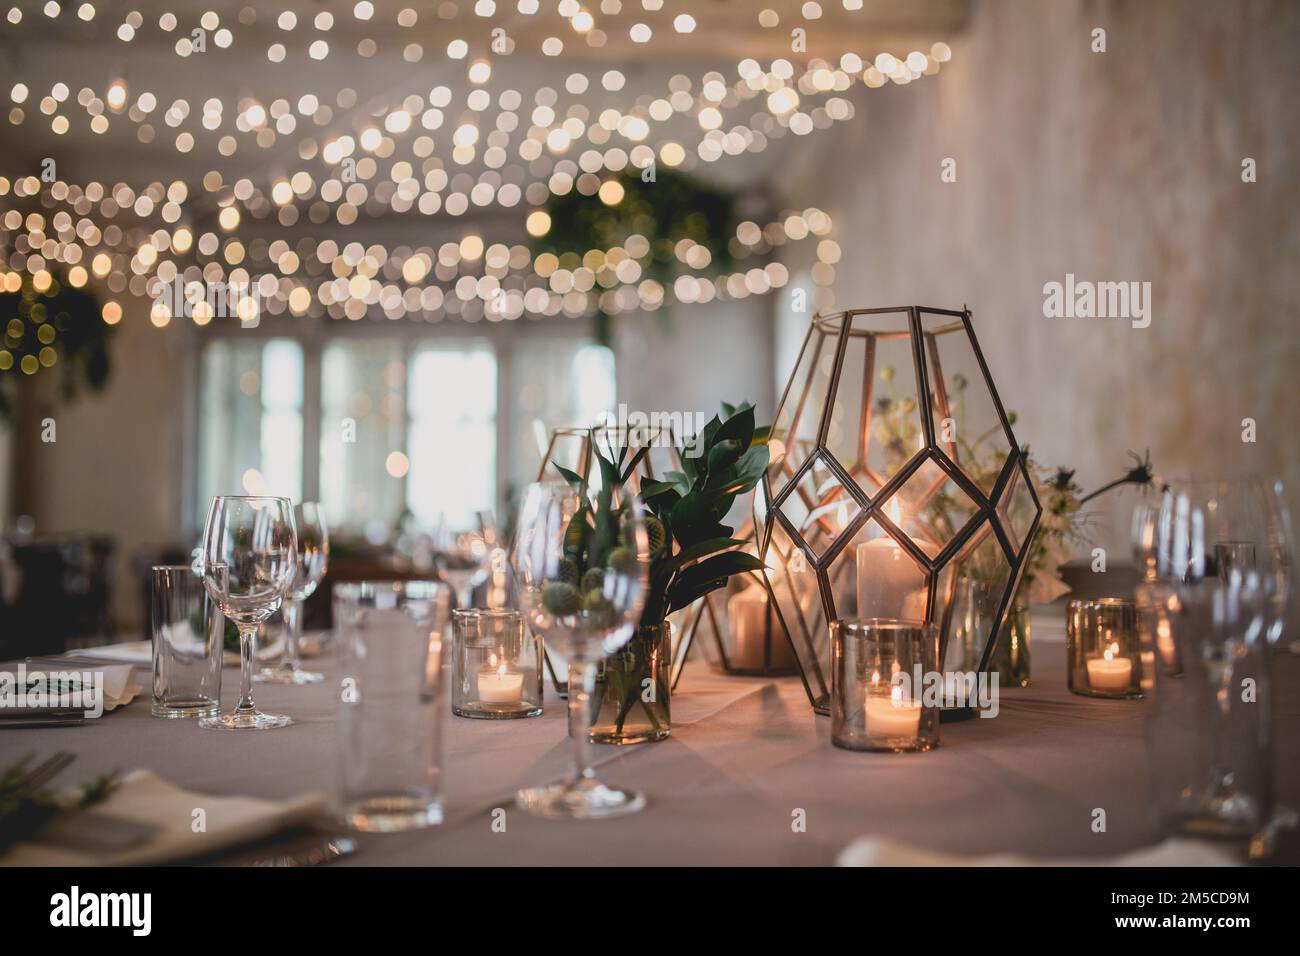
xmin=759 ymin=307 xmax=1042 ymax=715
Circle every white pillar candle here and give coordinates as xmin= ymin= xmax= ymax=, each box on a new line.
xmin=864 ymin=685 xmax=922 ymax=744
xmin=855 ymin=502 xmax=936 ymax=621
xmin=727 ymin=588 xmax=796 ymax=670
xmin=1086 ymin=646 xmax=1132 ymax=692
xmin=478 ymin=662 xmax=524 ymax=703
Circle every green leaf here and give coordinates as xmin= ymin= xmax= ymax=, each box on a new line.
xmin=662 ymin=469 xmax=691 ymax=489
xmin=638 ymin=479 xmax=678 ymax=501
xmin=714 ymin=404 xmax=755 ymax=450
xmin=662 ymin=536 xmax=747 ymax=572
xmin=667 ymin=551 xmax=764 ymax=603
xmin=553 ymin=463 xmax=585 ymax=491
xmin=620 ymin=445 xmax=650 ymax=484
xmin=666 ymin=577 xmax=729 ymax=614
xmin=704 ymin=438 xmax=745 ymax=483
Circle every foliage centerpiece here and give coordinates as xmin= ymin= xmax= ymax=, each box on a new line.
xmin=546 ymin=403 xmax=770 ymax=742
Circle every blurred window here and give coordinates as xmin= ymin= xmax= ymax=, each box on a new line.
xmin=406 ymin=342 xmax=498 ymax=532
xmin=197 ymin=336 xmax=615 ymax=536
xmin=197 ymin=338 xmax=303 ymax=525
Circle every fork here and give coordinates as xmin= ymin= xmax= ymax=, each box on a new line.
xmin=3 ymin=752 xmax=77 ymax=799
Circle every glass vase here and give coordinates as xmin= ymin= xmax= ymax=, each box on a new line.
xmin=587 ymin=621 xmax=671 ymax=744
xmin=990 ymin=594 xmax=1031 ymax=687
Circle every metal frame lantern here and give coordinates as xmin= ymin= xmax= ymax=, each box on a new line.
xmin=758 ymin=307 xmax=1043 ymax=715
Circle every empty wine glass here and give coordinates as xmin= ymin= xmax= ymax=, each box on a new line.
xmin=199 ymin=496 xmax=298 ymax=730
xmin=1136 ymin=477 xmax=1295 ymax=852
xmin=256 ymin=502 xmax=329 ymax=685
xmin=510 ymin=480 xmax=649 ymax=819
xmin=437 ymin=531 xmax=492 ymax=609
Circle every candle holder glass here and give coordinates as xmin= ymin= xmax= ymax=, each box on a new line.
xmin=452 ymin=609 xmax=543 ymax=719
xmin=831 ymin=619 xmax=940 ymax=752
xmin=1066 ymin=598 xmax=1143 ymax=699
xmin=760 ymin=307 xmax=1041 ymax=716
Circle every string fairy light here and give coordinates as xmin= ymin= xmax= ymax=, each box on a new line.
xmin=1 ymin=2 xmax=946 ymax=326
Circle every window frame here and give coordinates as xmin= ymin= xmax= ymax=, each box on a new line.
xmin=184 ymin=320 xmax=605 ymax=538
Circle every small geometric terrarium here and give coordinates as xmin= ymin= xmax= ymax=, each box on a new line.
xmin=759 ymin=307 xmax=1042 ymax=715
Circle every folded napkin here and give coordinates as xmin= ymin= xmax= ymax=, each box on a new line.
xmin=58 ymin=639 xmax=281 ymax=669
xmin=836 ymin=836 xmax=1241 ymax=867
xmin=96 ymin=664 xmax=141 ymax=712
xmin=1 ymin=663 xmax=141 ymax=717
xmin=71 ymin=641 xmax=152 ymax=666
xmin=2 ymin=770 xmax=328 ymax=866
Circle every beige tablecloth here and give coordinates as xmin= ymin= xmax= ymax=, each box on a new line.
xmin=5 ymin=611 xmax=1298 ymax=865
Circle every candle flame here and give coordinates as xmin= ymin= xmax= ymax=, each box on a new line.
xmin=887 ymin=497 xmax=902 ymax=527
xmin=890 ymin=684 xmax=903 ymax=706
xmin=870 ymin=669 xmax=880 ymax=686
xmin=496 ymin=661 xmax=507 ymax=679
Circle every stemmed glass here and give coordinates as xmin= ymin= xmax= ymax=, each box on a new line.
xmin=256 ymin=502 xmax=329 ymax=685
xmin=436 ymin=531 xmax=492 ymax=609
xmin=198 ymin=496 xmax=298 ymax=730
xmin=510 ymin=480 xmax=649 ymax=819
xmin=1135 ymin=477 xmax=1294 ymax=849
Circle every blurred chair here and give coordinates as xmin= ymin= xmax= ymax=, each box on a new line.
xmin=2 ymin=534 xmax=117 ymax=658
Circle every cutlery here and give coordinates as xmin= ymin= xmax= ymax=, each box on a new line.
xmin=0 ymin=714 xmax=88 ymax=729
xmin=248 ymin=835 xmax=359 ymax=867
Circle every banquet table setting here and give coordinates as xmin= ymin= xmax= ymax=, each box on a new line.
xmin=0 ymin=0 xmax=1296 ymax=903
xmin=3 ymin=607 xmax=1297 ymax=866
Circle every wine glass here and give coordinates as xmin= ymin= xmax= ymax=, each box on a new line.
xmin=1136 ymin=477 xmax=1295 ymax=849
xmin=510 ymin=480 xmax=649 ymax=819
xmin=199 ymin=496 xmax=298 ymax=730
xmin=256 ymin=502 xmax=329 ymax=685
xmin=436 ymin=531 xmax=492 ymax=609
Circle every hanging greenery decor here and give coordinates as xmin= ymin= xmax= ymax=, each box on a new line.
xmin=529 ymin=168 xmax=738 ymax=343
xmin=0 ymin=272 xmax=113 ymax=423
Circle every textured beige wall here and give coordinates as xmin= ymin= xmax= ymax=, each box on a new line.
xmin=13 ymin=302 xmax=189 ymax=628
xmin=778 ymin=0 xmax=1300 ymax=557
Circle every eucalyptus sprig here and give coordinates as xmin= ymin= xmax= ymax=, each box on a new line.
xmin=543 ymin=403 xmax=771 ymax=630
xmin=633 ymin=402 xmax=770 ymax=628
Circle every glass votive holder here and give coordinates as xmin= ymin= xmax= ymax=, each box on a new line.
xmin=831 ymin=619 xmax=940 ymax=753
xmin=1067 ymin=597 xmax=1143 ymax=699
xmin=452 ymin=609 xmax=543 ymax=719
xmin=712 ymin=578 xmax=799 ymax=676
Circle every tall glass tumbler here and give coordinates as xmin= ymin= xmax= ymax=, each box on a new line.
xmin=333 ymin=580 xmax=452 ymax=832
xmin=1148 ymin=576 xmax=1278 ymax=849
xmin=151 ymin=565 xmax=223 ymax=718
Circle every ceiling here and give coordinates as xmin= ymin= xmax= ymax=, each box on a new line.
xmin=0 ymin=1 xmax=967 ymax=323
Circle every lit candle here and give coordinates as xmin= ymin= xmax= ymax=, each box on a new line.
xmin=478 ymin=654 xmax=524 ymax=703
xmin=864 ymin=682 xmax=922 ymax=744
xmin=727 ymin=588 xmax=797 ymax=670
xmin=855 ymin=500 xmax=935 ymax=621
xmin=1086 ymin=641 xmax=1133 ymax=692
